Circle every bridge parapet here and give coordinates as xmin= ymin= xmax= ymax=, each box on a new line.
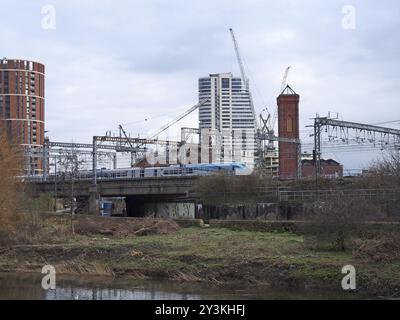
xmin=29 ymin=176 xmax=198 ymax=198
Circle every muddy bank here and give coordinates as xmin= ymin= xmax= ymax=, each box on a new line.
xmin=0 ymin=216 xmax=399 ymax=298
xmin=0 ymin=242 xmax=398 ymax=297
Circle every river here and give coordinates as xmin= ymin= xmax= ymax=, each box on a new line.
xmin=0 ymin=272 xmax=373 ymax=300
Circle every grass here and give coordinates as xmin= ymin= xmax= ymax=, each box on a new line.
xmin=1 ymin=216 xmax=399 ymax=296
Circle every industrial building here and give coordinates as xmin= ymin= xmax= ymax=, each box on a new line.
xmin=0 ymin=58 xmax=45 ymax=175
xmin=198 ymin=72 xmax=256 ymax=168
xmin=301 ymin=158 xmax=343 ymax=179
xmin=277 ymin=85 xmax=300 ymax=179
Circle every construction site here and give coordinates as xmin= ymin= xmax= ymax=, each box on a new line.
xmin=2 ymin=1 xmax=400 ymax=302
xmin=11 ymin=30 xmax=399 ymax=176
xmin=1 ymin=29 xmax=400 ymax=218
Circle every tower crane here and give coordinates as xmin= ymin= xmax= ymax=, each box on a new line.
xmin=269 ymin=66 xmax=291 ymax=139
xmin=229 ymin=28 xmax=248 ymax=91
xmin=229 ymin=28 xmax=257 ymax=127
xmin=228 ymin=29 xmax=297 ymax=172
xmin=119 ymin=99 xmax=210 ymax=166
xmin=280 ymin=66 xmax=291 ymax=93
xmin=147 ymin=99 xmax=209 ymax=140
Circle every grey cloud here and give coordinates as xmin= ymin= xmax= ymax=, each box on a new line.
xmin=1 ymin=0 xmax=399 ymax=169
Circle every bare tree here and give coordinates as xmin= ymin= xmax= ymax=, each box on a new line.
xmin=300 ymin=196 xmax=379 ymax=251
xmin=0 ymin=129 xmax=23 ymax=240
xmin=369 ymin=148 xmax=400 ymax=177
xmin=56 ymin=144 xmax=85 ymax=234
xmin=195 ymin=172 xmax=276 ymax=205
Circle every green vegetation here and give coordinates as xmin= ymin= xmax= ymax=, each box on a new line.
xmin=195 ymin=173 xmax=277 ymax=205
xmin=0 ymin=214 xmax=399 ymax=296
xmin=0 ymin=136 xmax=398 ymax=297
xmin=194 ymin=150 xmax=400 ymax=207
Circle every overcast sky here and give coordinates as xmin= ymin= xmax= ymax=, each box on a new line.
xmin=1 ymin=0 xmax=399 ymax=170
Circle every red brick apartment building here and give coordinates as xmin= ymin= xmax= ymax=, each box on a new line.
xmin=0 ymin=58 xmax=45 ymax=175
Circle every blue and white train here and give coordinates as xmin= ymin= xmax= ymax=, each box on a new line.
xmin=77 ymin=162 xmax=251 ymax=180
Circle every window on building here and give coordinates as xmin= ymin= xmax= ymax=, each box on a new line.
xmin=287 ymin=117 xmax=293 ymax=132
xmin=221 ymin=78 xmax=230 ymax=89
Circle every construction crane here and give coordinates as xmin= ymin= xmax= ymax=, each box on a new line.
xmin=280 ymin=66 xmax=291 ymax=93
xmin=255 ymin=66 xmax=292 ymax=169
xmin=147 ymin=99 xmax=209 ymax=140
xmin=229 ymin=28 xmax=257 ymax=127
xmin=229 ymin=28 xmax=248 ymax=91
xmin=118 ymin=99 xmax=209 ymax=166
xmin=269 ymin=66 xmax=291 ymax=138
xmin=230 ymin=28 xmax=284 ymax=168
xmin=119 ymin=99 xmax=209 ymax=143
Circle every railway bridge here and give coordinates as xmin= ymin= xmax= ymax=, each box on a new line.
xmin=29 ymin=176 xmax=198 ymax=216
xmin=28 ymin=176 xmax=399 ymax=219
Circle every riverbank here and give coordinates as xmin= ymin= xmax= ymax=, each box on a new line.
xmin=0 ymin=214 xmax=399 ymax=298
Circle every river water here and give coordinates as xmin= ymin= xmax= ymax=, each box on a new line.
xmin=0 ymin=272 xmax=372 ymax=300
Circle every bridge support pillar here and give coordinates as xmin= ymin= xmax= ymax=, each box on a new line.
xmin=88 ymin=185 xmax=100 ymax=215
xmin=76 ymin=196 xmax=89 ymax=214
xmin=125 ymin=196 xmax=146 ymax=217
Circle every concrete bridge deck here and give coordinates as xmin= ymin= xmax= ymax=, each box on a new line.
xmin=28 ymin=176 xmax=398 ymax=217
xmin=30 ymin=176 xmax=398 ymax=203
xmin=30 ymin=176 xmax=198 ymax=198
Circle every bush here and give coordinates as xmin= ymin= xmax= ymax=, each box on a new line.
xmin=352 ymin=228 xmax=400 ymax=262
xmin=195 ymin=173 xmax=276 ymax=205
xmin=300 ymin=197 xmax=379 ymax=251
xmin=0 ymin=129 xmax=23 ymax=239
